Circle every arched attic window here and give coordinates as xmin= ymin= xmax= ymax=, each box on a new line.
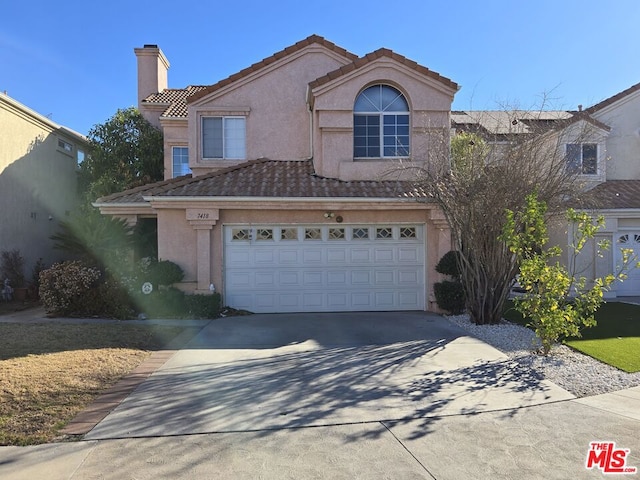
xmin=354 ymin=84 xmax=410 ymax=158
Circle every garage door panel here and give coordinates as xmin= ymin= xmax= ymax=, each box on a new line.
xmin=398 ymin=247 xmax=420 ymax=263
xmin=254 ymin=250 xmax=276 ymax=264
xmin=279 ymin=271 xmax=299 ymax=285
xmin=227 ymin=271 xmax=252 ymax=287
xmin=351 ymin=270 xmax=372 ymax=285
xmin=278 ymin=250 xmax=299 ymax=263
xmin=350 ymin=248 xmax=371 ymax=262
xmin=327 ymin=249 xmax=347 ymax=263
xmin=374 ymin=270 xmax=395 ymax=285
xmin=374 ymin=248 xmax=395 ymax=263
xmin=398 ymin=270 xmax=420 ymax=285
xmin=303 ymin=271 xmax=323 ymax=286
xmin=303 ymin=249 xmax=323 ymax=264
xmin=327 ymin=293 xmax=348 ymax=308
xmin=375 ymin=291 xmax=395 ymax=307
xmin=303 ymin=293 xmax=324 ymax=307
xmin=224 ymin=225 xmax=425 ymax=313
xmin=327 ymin=271 xmax=347 ymax=286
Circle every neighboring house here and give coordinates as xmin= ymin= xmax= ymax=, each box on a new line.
xmin=453 ymin=85 xmax=640 ymax=298
xmin=95 ymin=34 xmax=640 ymax=313
xmin=0 ymin=92 xmax=86 ymax=283
xmin=96 ymin=35 xmax=457 ymax=313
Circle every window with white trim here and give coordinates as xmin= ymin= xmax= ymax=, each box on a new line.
xmin=354 ymin=85 xmax=409 ymax=158
xmin=202 ymin=117 xmax=246 ymax=159
xmin=172 ymin=146 xmax=191 ymax=178
xmin=566 ymin=143 xmax=597 ymax=175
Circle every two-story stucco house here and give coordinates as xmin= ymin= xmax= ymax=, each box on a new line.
xmin=0 ymin=92 xmax=86 ymax=282
xmin=96 ymin=35 xmax=457 ymax=313
xmin=96 ymin=35 xmax=640 ymax=313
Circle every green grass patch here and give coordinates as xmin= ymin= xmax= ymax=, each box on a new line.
xmin=504 ymin=300 xmax=640 ymax=373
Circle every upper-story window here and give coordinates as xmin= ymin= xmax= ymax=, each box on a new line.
xmin=202 ymin=116 xmax=246 ymax=159
xmin=172 ymin=146 xmax=191 ymax=178
xmin=566 ymin=143 xmax=597 ymax=175
xmin=354 ymin=85 xmax=409 ymax=158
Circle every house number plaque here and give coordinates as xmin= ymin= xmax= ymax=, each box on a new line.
xmin=186 ymin=209 xmax=219 ymax=222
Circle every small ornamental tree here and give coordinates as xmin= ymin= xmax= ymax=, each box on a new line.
xmin=501 ymin=193 xmax=633 ymax=354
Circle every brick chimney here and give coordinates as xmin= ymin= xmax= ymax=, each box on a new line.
xmin=134 ymin=45 xmax=170 ymax=108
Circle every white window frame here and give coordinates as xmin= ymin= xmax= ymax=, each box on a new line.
xmin=566 ymin=143 xmax=598 ymax=175
xmin=354 ymin=85 xmax=410 ymax=159
xmin=202 ymin=116 xmax=246 ymax=160
xmin=172 ymin=146 xmax=190 ymax=178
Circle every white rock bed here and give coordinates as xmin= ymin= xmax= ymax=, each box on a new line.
xmin=447 ymin=314 xmax=640 ymax=398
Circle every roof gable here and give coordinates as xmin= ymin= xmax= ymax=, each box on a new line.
xmin=187 ymin=35 xmax=358 ymax=105
xmin=585 ymin=81 xmax=640 ymax=114
xmin=309 ymin=48 xmax=458 ymax=94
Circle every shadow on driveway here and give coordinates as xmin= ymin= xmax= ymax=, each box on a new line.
xmin=85 ymin=312 xmax=572 ymax=441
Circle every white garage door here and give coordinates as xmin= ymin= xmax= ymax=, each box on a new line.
xmin=224 ymin=225 xmax=425 ymax=313
xmin=615 ymin=232 xmax=640 ymax=296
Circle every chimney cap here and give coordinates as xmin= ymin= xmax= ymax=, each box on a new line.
xmin=143 ymin=44 xmax=159 ymax=48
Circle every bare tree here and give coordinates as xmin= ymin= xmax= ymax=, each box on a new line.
xmin=407 ymin=107 xmax=596 ymax=324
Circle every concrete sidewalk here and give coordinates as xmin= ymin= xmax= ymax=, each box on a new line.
xmin=0 ymin=311 xmax=638 ymax=479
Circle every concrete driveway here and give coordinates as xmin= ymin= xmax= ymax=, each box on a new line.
xmin=84 ymin=311 xmax=572 ymax=440
xmin=2 ymin=311 xmax=640 ymax=479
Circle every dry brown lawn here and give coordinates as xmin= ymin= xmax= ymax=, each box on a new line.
xmin=0 ymin=321 xmax=192 ymax=445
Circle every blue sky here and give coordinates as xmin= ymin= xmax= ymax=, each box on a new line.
xmin=3 ymin=0 xmax=639 ymax=136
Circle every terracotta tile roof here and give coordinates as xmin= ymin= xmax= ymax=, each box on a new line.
xmin=141 ymin=85 xmax=208 ymax=119
xmin=309 ymin=48 xmax=458 ymax=93
xmin=585 ymin=81 xmax=640 ymax=114
xmin=96 ymin=159 xmax=429 ymax=205
xmin=579 ymin=180 xmax=640 ymax=209
xmin=187 ymin=35 xmax=359 ymax=104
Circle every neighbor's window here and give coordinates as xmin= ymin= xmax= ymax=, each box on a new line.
xmin=566 ymin=143 xmax=597 ymax=175
xmin=354 ymin=85 xmax=409 ymax=158
xmin=202 ymin=117 xmax=246 ymax=159
xmin=172 ymin=146 xmax=191 ymax=178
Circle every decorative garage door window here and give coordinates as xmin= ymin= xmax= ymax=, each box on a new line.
xmin=256 ymin=228 xmax=274 ymax=241
xmin=400 ymin=227 xmax=417 ymax=239
xmin=224 ymin=225 xmax=426 ymax=313
xmin=376 ymin=227 xmax=393 ymax=239
xmin=328 ymin=228 xmax=345 ymax=240
xmin=232 ymin=228 xmax=251 ymax=241
xmin=353 ymin=227 xmax=369 ymax=239
xmin=281 ymin=228 xmax=298 ymax=240
xmin=305 ymin=228 xmax=322 ymax=240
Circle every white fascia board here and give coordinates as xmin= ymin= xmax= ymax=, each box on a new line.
xmin=142 ymin=196 xmax=422 ymax=203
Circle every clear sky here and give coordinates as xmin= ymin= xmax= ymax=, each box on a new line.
xmin=2 ymin=0 xmax=639 ymax=136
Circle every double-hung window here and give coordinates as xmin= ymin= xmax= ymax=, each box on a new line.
xmin=172 ymin=146 xmax=191 ymax=178
xmin=566 ymin=143 xmax=597 ymax=175
xmin=354 ymin=85 xmax=410 ymax=158
xmin=202 ymin=116 xmax=246 ymax=159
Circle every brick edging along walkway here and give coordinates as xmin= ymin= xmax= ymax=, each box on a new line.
xmin=60 ymin=323 xmax=208 ymax=436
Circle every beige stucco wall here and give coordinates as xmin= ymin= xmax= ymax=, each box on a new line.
xmin=160 ymin=118 xmax=189 ymax=179
xmin=592 ymin=91 xmax=640 ymax=180
xmin=188 ymin=46 xmax=352 ymax=175
xmin=0 ymin=95 xmax=83 ymax=279
xmin=310 ymin=59 xmax=454 ymax=180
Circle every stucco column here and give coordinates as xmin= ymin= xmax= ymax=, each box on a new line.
xmin=427 ymin=208 xmax=452 ymax=311
xmin=186 ymin=209 xmax=219 ymax=293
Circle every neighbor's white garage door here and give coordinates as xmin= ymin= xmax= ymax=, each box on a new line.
xmin=615 ymin=232 xmax=640 ymax=296
xmin=224 ymin=225 xmax=425 ymax=313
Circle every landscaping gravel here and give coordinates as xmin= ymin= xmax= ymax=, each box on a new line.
xmin=447 ymin=314 xmax=640 ymax=398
